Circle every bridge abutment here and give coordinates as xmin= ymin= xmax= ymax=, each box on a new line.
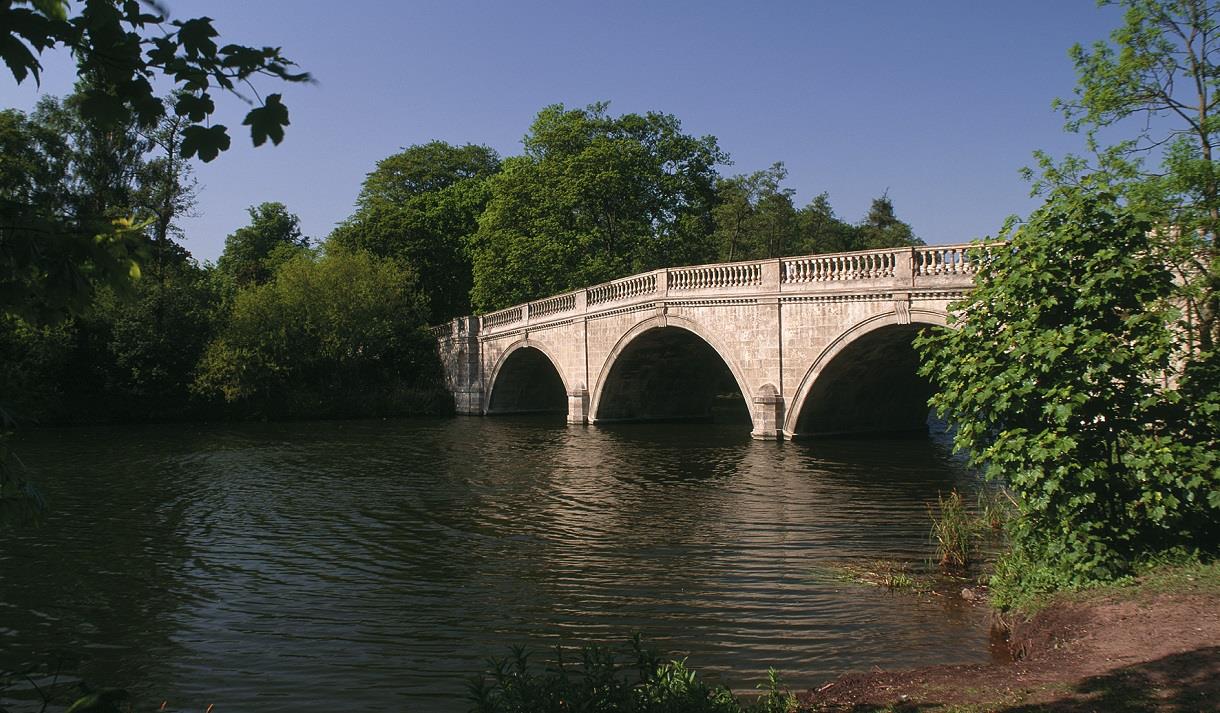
xmin=433 ymin=317 xmax=484 ymax=415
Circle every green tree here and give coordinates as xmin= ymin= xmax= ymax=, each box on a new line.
xmin=916 ymin=185 xmax=1220 ymax=606
xmin=470 ymin=102 xmax=726 ymax=311
xmin=0 ymin=98 xmax=146 ymax=322
xmin=1038 ymin=0 xmax=1220 ymax=350
xmin=856 ymin=193 xmax=922 ymax=249
xmin=353 ymin=140 xmax=500 ymax=209
xmin=328 ymin=141 xmax=500 ymax=322
xmin=215 ymin=202 xmax=309 ymax=291
xmin=794 ymin=193 xmax=858 ymax=254
xmin=0 ymin=314 xmax=72 ymax=423
xmin=134 ymin=99 xmax=198 ymax=281
xmin=4 ymin=0 xmax=308 ymax=533
xmin=29 ymin=247 xmax=217 ymax=423
xmin=711 ymin=162 xmax=798 ymax=261
xmin=195 ymin=249 xmax=445 ymax=418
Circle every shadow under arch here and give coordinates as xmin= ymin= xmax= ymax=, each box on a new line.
xmin=590 ymin=315 xmax=753 ymax=427
xmin=784 ymin=309 xmax=947 ymax=438
xmin=485 ymin=339 xmax=570 ymax=415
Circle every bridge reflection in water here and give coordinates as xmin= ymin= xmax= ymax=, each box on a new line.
xmin=434 ymin=244 xmax=983 ymax=439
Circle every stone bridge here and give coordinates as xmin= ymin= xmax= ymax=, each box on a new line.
xmin=432 ymin=244 xmax=980 ymax=440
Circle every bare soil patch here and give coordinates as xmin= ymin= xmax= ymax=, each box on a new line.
xmin=799 ymin=588 xmax=1220 ymax=712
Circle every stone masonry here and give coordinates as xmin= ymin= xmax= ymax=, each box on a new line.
xmin=432 ymin=245 xmax=980 ymax=440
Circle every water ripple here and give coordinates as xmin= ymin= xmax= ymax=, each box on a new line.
xmin=4 ymin=418 xmax=991 ymax=713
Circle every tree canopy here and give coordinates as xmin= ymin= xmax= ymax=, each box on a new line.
xmin=0 ymin=91 xmax=186 ymax=322
xmin=215 ymin=201 xmax=309 ymax=291
xmin=857 ymin=194 xmax=920 ymax=249
xmin=2 ymin=1 xmax=308 ymax=333
xmin=469 ymin=103 xmax=726 ymax=311
xmin=194 ymin=248 xmax=443 ymax=418
xmin=328 ymin=141 xmax=500 ymax=322
xmin=709 ymin=167 xmax=922 ymax=263
xmin=1035 ymin=0 xmax=1220 ymax=350
xmin=920 ymin=0 xmax=1220 ymax=606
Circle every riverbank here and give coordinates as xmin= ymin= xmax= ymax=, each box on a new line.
xmin=798 ymin=563 xmax=1220 ymax=712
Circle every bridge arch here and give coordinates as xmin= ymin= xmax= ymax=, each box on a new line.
xmin=590 ymin=314 xmax=755 ymax=428
xmin=784 ymin=308 xmax=948 ymax=438
xmin=485 ymin=339 xmax=571 ymax=415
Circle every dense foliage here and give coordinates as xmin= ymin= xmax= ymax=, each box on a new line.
xmin=468 ymin=103 xmax=725 ymax=311
xmin=467 ymin=103 xmax=922 ymax=312
xmin=1034 ymin=0 xmax=1220 ymax=352
xmin=710 ymin=163 xmax=922 ymax=264
xmin=329 ymin=141 xmax=500 ymax=322
xmin=2 ymin=0 xmax=308 ymax=344
xmin=214 ymin=201 xmax=309 ymax=292
xmin=0 ymin=98 xmax=148 ymax=322
xmin=469 ymin=638 xmax=794 ymax=713
xmin=917 ymin=186 xmax=1220 ymax=607
xmin=913 ymin=0 xmax=1220 ymax=609
xmin=194 ymin=249 xmax=446 ymax=419
xmin=1 ymin=86 xmax=923 ymax=429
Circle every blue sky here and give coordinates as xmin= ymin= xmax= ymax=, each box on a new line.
xmin=4 ymin=1 xmax=1124 ymax=263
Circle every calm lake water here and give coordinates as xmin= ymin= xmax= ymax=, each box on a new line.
xmin=2 ymin=417 xmax=995 ymax=712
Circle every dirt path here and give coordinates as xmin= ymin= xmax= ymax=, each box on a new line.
xmin=799 ymin=588 xmax=1220 ymax=712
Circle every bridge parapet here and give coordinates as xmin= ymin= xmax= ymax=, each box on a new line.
xmin=587 ymin=272 xmax=658 ymax=306
xmin=670 ymin=261 xmax=765 ymax=290
xmin=916 ymin=244 xmax=979 ymax=277
xmin=782 ymin=247 xmax=897 ymax=283
xmin=482 ymin=305 xmax=523 ymax=330
xmin=459 ymin=243 xmax=984 ymax=338
xmin=529 ymin=292 xmax=579 ymax=319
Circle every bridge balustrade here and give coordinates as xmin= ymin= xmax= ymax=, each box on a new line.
xmin=587 ymin=273 xmax=657 ymax=306
xmin=454 ymin=243 xmax=985 ymax=337
xmin=482 ymin=305 xmax=523 ymax=330
xmin=915 ymin=245 xmax=976 ymax=276
xmin=782 ymin=248 xmax=897 ymax=283
xmin=529 ymin=292 xmax=579 ymax=319
xmin=669 ymin=262 xmax=764 ymax=290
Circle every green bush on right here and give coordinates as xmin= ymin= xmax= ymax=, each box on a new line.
xmin=916 ymin=184 xmax=1220 ymax=610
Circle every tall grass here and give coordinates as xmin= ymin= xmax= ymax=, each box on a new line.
xmin=929 ymin=490 xmax=975 ymax=571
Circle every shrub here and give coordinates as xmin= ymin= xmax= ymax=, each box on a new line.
xmin=195 ymin=249 xmax=449 ymax=418
xmin=468 ymin=636 xmax=794 ymax=713
xmin=916 ymin=185 xmax=1220 ymax=605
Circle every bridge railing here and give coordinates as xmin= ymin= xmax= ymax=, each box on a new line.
xmin=587 ymin=272 xmax=658 ymax=306
xmin=482 ymin=305 xmax=523 ymax=330
xmin=529 ymin=291 xmax=579 ymax=318
xmin=669 ymin=261 xmax=764 ymax=290
xmin=448 ymin=243 xmax=988 ymax=337
xmin=916 ymin=244 xmax=977 ymax=275
xmin=782 ymin=247 xmax=897 ymax=283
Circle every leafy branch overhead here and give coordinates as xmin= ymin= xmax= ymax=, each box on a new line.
xmin=2 ymin=0 xmax=311 ymax=161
